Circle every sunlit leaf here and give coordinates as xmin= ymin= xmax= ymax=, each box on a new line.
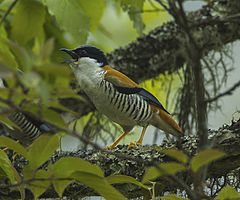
xmin=161 ymin=149 xmax=188 ymax=164
xmin=0 ymin=26 xmax=18 ymax=68
xmin=142 ymin=162 xmax=186 ymax=183
xmin=128 ymin=6 xmax=145 ymax=35
xmin=51 ymin=157 xmax=104 ymax=197
xmin=71 ymin=171 xmax=126 ymax=200
xmin=159 ymin=194 xmax=189 ymax=200
xmin=28 ymin=134 xmax=59 ymax=170
xmin=42 ymin=107 xmax=67 ymax=129
xmin=4 ymin=40 xmax=31 ymax=71
xmin=0 ymin=150 xmax=16 ymax=183
xmin=217 ymin=186 xmax=240 ymax=200
xmin=23 ymin=166 xmax=51 ymax=199
xmin=0 ymin=150 xmax=25 ymax=199
xmin=0 ymin=136 xmax=28 ymax=158
xmin=43 ymin=0 xmax=90 ymax=44
xmin=106 ymin=175 xmax=148 ymax=190
xmin=190 ymin=149 xmax=226 ymax=172
xmin=0 ymin=115 xmax=22 ymax=130
xmin=119 ymin=0 xmax=145 ymax=35
xmin=11 ymin=0 xmax=46 ymax=45
xmin=78 ymin=0 xmax=106 ymax=31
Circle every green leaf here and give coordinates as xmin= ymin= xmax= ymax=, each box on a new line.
xmin=71 ymin=171 xmax=126 ymax=200
xmin=190 ymin=149 xmax=226 ymax=172
xmin=23 ymin=166 xmax=51 ymax=199
xmin=41 ymin=107 xmax=67 ymax=129
xmin=52 ymin=157 xmax=104 ymax=177
xmin=0 ymin=136 xmax=28 ymax=158
xmin=142 ymin=162 xmax=186 ymax=183
xmin=0 ymin=26 xmax=18 ymax=68
xmin=43 ymin=0 xmax=90 ymax=44
xmin=119 ymin=0 xmax=145 ymax=35
xmin=78 ymin=0 xmax=106 ymax=31
xmin=161 ymin=149 xmax=188 ymax=164
xmin=0 ymin=150 xmax=16 ymax=183
xmin=217 ymin=186 xmax=240 ymax=200
xmin=128 ymin=6 xmax=145 ymax=35
xmin=51 ymin=157 xmax=104 ymax=197
xmin=0 ymin=150 xmax=25 ymax=199
xmin=106 ymin=175 xmax=148 ymax=190
xmin=11 ymin=0 xmax=46 ymax=45
xmin=28 ymin=134 xmax=59 ymax=169
xmin=159 ymin=194 xmax=189 ymax=200
xmin=4 ymin=40 xmax=31 ymax=71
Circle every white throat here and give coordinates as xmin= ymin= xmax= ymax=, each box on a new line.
xmin=70 ymin=57 xmax=105 ymax=93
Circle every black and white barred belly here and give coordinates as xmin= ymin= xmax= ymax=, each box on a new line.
xmin=8 ymin=112 xmax=41 ymax=142
xmin=98 ymin=80 xmax=153 ymax=126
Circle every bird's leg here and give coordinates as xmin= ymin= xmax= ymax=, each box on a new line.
xmin=128 ymin=126 xmax=147 ymax=149
xmin=105 ymin=132 xmax=129 ymax=149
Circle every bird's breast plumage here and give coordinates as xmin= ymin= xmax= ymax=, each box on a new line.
xmin=72 ymin=59 xmax=153 ymax=128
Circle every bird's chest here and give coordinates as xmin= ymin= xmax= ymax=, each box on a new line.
xmin=82 ymin=80 xmax=152 ymax=127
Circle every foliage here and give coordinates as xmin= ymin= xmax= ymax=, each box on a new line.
xmin=0 ymin=0 xmax=239 ymax=199
xmin=0 ymin=136 xmax=227 ymax=199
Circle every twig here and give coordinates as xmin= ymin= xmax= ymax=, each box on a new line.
xmin=0 ymin=0 xmax=19 ymax=26
xmin=154 ymin=0 xmax=170 ymax=12
xmin=205 ymin=80 xmax=240 ymax=103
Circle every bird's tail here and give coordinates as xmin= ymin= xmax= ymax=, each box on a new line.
xmin=150 ymin=105 xmax=183 ymax=137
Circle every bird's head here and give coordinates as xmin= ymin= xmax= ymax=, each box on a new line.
xmin=60 ymin=45 xmax=108 ymax=68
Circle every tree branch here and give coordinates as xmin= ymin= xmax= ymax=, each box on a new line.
xmin=205 ymin=80 xmax=240 ymax=103
xmin=1 ymin=120 xmax=239 ymax=199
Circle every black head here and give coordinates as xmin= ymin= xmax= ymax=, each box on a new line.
xmin=60 ymin=45 xmax=108 ymax=67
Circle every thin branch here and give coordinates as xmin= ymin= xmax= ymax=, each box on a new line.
xmin=154 ymin=0 xmax=170 ymax=12
xmin=0 ymin=0 xmax=19 ymax=26
xmin=205 ymin=80 xmax=240 ymax=103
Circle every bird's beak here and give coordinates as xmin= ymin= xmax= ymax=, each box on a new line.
xmin=60 ymin=48 xmax=78 ymax=64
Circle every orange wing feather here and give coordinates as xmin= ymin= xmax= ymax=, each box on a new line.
xmin=103 ymin=66 xmax=183 ymax=135
xmin=103 ymin=65 xmax=141 ymax=88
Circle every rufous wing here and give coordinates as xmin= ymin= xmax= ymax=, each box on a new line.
xmin=103 ymin=65 xmax=140 ymax=88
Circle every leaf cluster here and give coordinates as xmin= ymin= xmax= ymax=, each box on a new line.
xmin=0 ymin=136 xmax=237 ymax=199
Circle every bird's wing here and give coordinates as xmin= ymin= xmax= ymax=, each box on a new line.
xmin=103 ymin=65 xmax=140 ymax=88
xmin=103 ymin=65 xmax=169 ymax=114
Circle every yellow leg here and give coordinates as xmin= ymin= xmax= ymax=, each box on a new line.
xmin=105 ymin=132 xmax=129 ymax=149
xmin=128 ymin=126 xmax=147 ymax=149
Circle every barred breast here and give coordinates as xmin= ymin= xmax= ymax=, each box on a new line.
xmin=93 ymin=80 xmax=153 ymax=128
xmin=8 ymin=112 xmax=42 ymax=142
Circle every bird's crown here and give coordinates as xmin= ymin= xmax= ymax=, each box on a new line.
xmin=60 ymin=45 xmax=108 ymax=67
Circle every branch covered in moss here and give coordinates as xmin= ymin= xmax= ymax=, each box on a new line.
xmin=1 ymin=120 xmax=239 ymax=199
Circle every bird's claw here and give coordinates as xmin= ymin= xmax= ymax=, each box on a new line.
xmin=127 ymin=142 xmax=141 ymax=150
xmin=104 ymin=145 xmax=114 ymax=150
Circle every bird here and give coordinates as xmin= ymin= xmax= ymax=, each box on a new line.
xmin=0 ymin=77 xmax=54 ymax=146
xmin=60 ymin=45 xmax=183 ymax=149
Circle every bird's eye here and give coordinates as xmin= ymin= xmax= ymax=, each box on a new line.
xmin=81 ymin=49 xmax=87 ymax=56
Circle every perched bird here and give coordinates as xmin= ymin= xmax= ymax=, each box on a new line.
xmin=60 ymin=45 xmax=183 ymax=149
xmin=0 ymin=78 xmax=54 ymax=146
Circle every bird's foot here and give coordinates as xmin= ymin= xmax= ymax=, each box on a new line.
xmin=127 ymin=142 xmax=141 ymax=150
